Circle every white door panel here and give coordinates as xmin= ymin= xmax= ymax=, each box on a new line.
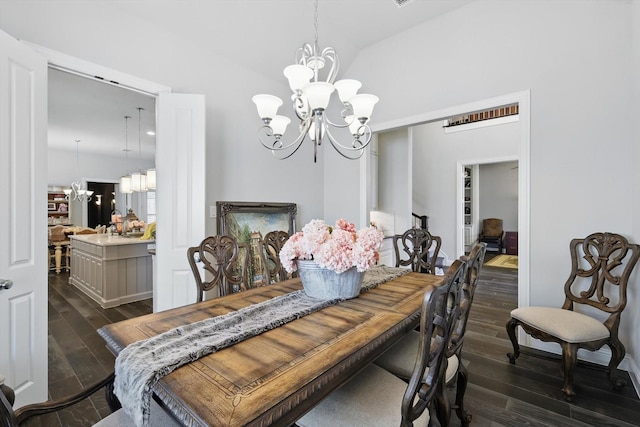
xmin=154 ymin=93 xmax=205 ymax=312
xmin=0 ymin=30 xmax=48 ymax=406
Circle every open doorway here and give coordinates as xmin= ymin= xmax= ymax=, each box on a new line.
xmin=366 ymin=90 xmax=530 ymax=310
xmin=461 ymin=160 xmax=518 ymax=257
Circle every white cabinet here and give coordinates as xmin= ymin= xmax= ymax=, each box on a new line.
xmin=463 ymin=166 xmax=477 ymax=252
xmin=464 ymin=167 xmax=472 ymax=226
xmin=69 ymin=235 xmax=153 ymax=308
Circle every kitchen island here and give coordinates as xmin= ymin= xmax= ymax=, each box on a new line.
xmin=69 ymin=234 xmax=154 ymax=308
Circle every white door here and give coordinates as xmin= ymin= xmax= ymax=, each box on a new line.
xmin=0 ymin=30 xmax=48 ymax=406
xmin=154 ymin=93 xmax=206 ymax=312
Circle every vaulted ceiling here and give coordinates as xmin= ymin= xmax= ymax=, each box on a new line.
xmin=45 ymin=0 xmax=476 ymax=160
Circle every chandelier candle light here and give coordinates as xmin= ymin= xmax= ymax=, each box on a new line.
xmin=252 ymin=0 xmax=379 ymax=162
xmin=64 ymin=139 xmax=94 ymax=202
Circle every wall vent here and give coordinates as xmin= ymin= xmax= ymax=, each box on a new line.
xmin=394 ymin=0 xmax=415 ymax=7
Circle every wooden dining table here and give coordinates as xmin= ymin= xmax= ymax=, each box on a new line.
xmin=98 ymin=271 xmax=443 ymax=427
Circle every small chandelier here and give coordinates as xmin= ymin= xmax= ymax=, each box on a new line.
xmin=252 ymin=0 xmax=379 ymax=162
xmin=130 ymin=107 xmax=148 ymax=192
xmin=120 ymin=116 xmax=133 ymax=194
xmin=64 ymin=139 xmax=94 ymax=202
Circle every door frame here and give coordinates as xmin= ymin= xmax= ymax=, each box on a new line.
xmin=362 ymin=90 xmax=531 ymax=315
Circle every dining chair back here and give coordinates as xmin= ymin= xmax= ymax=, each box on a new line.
xmin=74 ymin=227 xmax=97 ymax=235
xmin=443 ymin=242 xmax=486 ymax=425
xmin=259 ymin=230 xmax=294 ymax=284
xmin=297 ymin=260 xmax=465 ymax=427
xmin=187 ymin=235 xmax=250 ymax=302
xmin=0 ymin=372 xmax=178 ymax=427
xmin=375 ymin=244 xmax=485 ymax=426
xmin=393 ymin=228 xmax=442 ymax=274
xmin=506 ymin=232 xmax=640 ymax=401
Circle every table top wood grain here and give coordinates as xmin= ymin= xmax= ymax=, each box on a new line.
xmin=98 ymin=271 xmax=442 ymax=426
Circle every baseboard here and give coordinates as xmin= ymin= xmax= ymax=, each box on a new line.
xmin=629 ymin=357 xmax=640 ymax=398
xmin=527 ymin=339 xmax=640 ymax=398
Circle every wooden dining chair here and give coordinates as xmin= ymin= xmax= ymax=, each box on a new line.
xmin=506 ymin=232 xmax=640 ymax=401
xmin=375 ymin=243 xmax=486 ymax=426
xmin=259 ymin=230 xmax=294 ymax=284
xmin=296 ymin=260 xmax=466 ymax=427
xmin=74 ymin=227 xmax=97 ymax=235
xmin=0 ymin=371 xmax=180 ymax=426
xmin=48 ymin=225 xmax=71 ymax=273
xmin=393 ymin=228 xmax=442 ymax=274
xmin=187 ymin=235 xmax=250 ymax=302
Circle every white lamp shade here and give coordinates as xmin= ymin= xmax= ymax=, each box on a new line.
xmin=120 ymin=175 xmax=132 ymax=194
xmin=146 ymin=169 xmax=156 ymax=190
xmin=63 ymin=188 xmax=72 ymax=195
xmin=252 ymin=94 xmax=283 ymax=119
xmin=283 ymin=65 xmax=313 ymax=93
xmin=303 ymin=82 xmax=335 ymax=110
xmin=85 ymin=190 xmax=95 ymax=197
xmin=349 ymin=94 xmax=379 ymax=120
xmin=130 ymin=173 xmax=148 ymax=192
xmin=334 ymin=79 xmax=362 ymax=103
xmin=270 ymin=115 xmax=291 ymax=136
xmin=130 ymin=172 xmax=142 ymax=192
xmin=345 ymin=115 xmax=362 ymax=136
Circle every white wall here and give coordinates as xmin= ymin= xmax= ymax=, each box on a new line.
xmin=339 ymin=0 xmax=639 ymax=375
xmin=411 ymin=120 xmax=519 ymax=257
xmin=377 ymin=128 xmax=412 ymax=235
xmin=0 ymin=1 xmax=325 ymax=236
xmin=478 ymin=161 xmax=518 ymax=233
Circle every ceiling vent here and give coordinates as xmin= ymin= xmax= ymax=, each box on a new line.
xmin=394 ymin=0 xmax=415 ymax=7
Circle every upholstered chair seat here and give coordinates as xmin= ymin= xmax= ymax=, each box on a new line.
xmin=376 ymin=331 xmax=460 ymax=383
xmin=296 ymin=364 xmax=430 ymax=427
xmin=506 ymin=232 xmax=640 ymax=401
xmin=94 ymin=400 xmax=180 ymax=426
xmin=510 ymin=307 xmax=609 ymax=343
xmin=298 ymin=260 xmax=467 ymax=427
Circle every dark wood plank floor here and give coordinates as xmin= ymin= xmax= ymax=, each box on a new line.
xmin=40 ymin=259 xmax=640 ymax=426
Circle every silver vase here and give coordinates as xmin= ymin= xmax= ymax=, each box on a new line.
xmin=296 ymin=259 xmax=364 ymax=300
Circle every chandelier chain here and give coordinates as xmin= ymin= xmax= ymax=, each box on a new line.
xmin=313 ymin=0 xmax=319 ymax=49
xmin=138 ymin=107 xmax=143 ymax=171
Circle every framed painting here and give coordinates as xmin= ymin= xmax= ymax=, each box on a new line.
xmin=217 ymin=201 xmax=297 ymax=288
xmin=48 ymin=202 xmax=56 ymax=211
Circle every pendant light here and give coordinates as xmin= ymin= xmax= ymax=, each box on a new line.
xmin=120 ymin=116 xmax=132 ymax=194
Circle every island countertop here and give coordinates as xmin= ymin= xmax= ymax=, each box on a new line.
xmin=69 ymin=234 xmax=154 ymax=246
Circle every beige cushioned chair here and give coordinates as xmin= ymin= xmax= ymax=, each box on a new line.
xmin=0 ymin=372 xmax=179 ymax=426
xmin=375 ymin=243 xmax=487 ymax=425
xmin=297 ymin=260 xmax=466 ymax=427
xmin=506 ymin=232 xmax=640 ymax=401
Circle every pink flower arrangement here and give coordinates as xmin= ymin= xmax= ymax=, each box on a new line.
xmin=280 ymin=218 xmax=384 ymax=274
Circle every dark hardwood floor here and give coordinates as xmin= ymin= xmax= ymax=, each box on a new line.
xmin=40 ymin=257 xmax=640 ymax=426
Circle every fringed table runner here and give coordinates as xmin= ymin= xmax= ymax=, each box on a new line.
xmin=99 ymin=265 xmax=408 ymax=427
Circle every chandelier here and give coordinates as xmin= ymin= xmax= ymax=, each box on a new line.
xmin=119 ymin=116 xmax=133 ymax=194
xmin=130 ymin=107 xmax=148 ymax=192
xmin=64 ymin=139 xmax=94 ymax=202
xmin=252 ymin=0 xmax=379 ymax=162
